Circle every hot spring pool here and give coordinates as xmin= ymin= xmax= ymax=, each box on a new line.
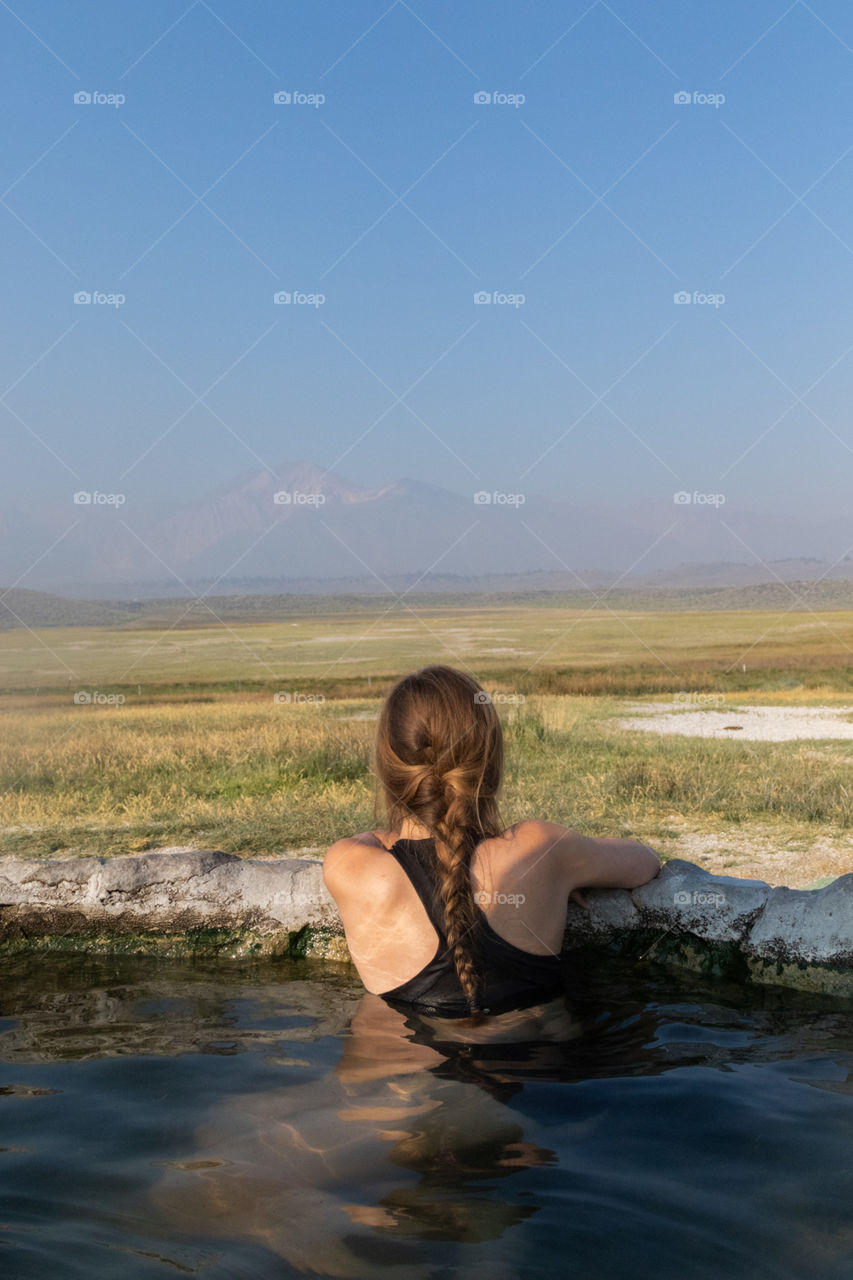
xmin=0 ymin=949 xmax=850 ymax=1279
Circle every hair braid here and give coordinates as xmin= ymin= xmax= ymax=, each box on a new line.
xmin=433 ymin=777 xmax=484 ymax=1013
xmin=373 ymin=666 xmax=506 ymax=1020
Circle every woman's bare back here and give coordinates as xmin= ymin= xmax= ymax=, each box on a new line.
xmin=323 ymin=819 xmax=661 ymax=997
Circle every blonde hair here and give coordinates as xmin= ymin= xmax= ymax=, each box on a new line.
xmin=373 ymin=665 xmax=505 ymax=1013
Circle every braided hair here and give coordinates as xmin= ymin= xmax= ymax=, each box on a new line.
xmin=373 ymin=666 xmax=505 ymax=1015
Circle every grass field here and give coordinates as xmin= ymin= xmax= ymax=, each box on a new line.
xmin=3 ymin=688 xmax=853 ymax=864
xmin=3 ymin=603 xmax=853 ymax=698
xmin=2 ymin=603 xmax=853 ymax=871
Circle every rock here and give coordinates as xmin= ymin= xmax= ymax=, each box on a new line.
xmin=631 ymin=857 xmax=771 ymax=943
xmin=744 ymin=873 xmax=853 ymax=967
xmin=0 ymin=855 xmax=103 ymax=907
xmin=0 ymin=849 xmax=340 ymax=939
xmin=0 ymin=850 xmax=849 ymax=997
xmin=237 ymin=858 xmax=336 ymax=930
xmin=564 ymin=888 xmax=639 ymax=944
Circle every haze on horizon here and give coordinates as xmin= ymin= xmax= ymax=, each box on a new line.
xmin=2 ymin=1 xmax=853 ymax=593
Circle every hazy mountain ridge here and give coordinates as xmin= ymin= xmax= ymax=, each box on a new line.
xmin=2 ymin=460 xmax=852 ymax=591
xmin=5 ymin=575 xmax=853 ymax=631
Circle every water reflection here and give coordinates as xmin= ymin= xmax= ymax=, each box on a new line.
xmin=0 ymin=954 xmax=365 ymax=1062
xmin=144 ymin=992 xmax=587 ymax=1272
xmin=0 ymin=953 xmax=851 ymax=1278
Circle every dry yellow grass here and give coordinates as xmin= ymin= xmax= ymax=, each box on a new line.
xmin=2 ymin=694 xmax=853 ymax=887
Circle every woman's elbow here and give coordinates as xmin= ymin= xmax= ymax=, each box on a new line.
xmin=628 ymin=845 xmax=662 ymax=888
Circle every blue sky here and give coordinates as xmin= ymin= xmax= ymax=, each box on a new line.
xmin=2 ymin=0 xmax=853 ymax=533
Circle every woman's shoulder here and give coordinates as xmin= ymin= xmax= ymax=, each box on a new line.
xmin=480 ymin=819 xmax=579 ymax=870
xmin=322 ymin=830 xmax=399 ymax=894
xmin=323 ymin=820 xmax=579 ymax=884
xmin=485 ymin=819 xmax=576 ymax=852
xmin=325 ymin=821 xmax=572 ymax=858
xmin=502 ymin=818 xmax=570 ymax=842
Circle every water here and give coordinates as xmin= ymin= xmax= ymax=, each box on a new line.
xmin=0 ymin=950 xmax=851 ymax=1279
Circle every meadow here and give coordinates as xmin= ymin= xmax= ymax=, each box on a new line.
xmin=2 ymin=601 xmax=853 ymax=869
xmin=3 ymin=600 xmax=853 ymax=697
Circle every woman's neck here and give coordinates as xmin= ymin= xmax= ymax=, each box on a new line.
xmin=397 ymin=816 xmax=432 ymax=840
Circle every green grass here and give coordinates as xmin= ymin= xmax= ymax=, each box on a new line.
xmin=2 ymin=692 xmax=853 ymax=859
xmin=3 ymin=604 xmax=853 ymax=697
xmin=3 ymin=602 xmax=853 ymax=860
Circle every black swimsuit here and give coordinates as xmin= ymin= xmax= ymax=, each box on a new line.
xmin=377 ymin=838 xmax=566 ymax=1018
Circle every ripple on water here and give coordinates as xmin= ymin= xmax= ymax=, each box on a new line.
xmin=0 ymin=951 xmax=850 ymax=1279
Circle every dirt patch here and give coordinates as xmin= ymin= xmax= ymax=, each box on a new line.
xmin=656 ymin=817 xmax=852 ymax=888
xmin=619 ymin=702 xmax=853 ymax=741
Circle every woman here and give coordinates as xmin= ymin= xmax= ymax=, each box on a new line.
xmin=323 ymin=665 xmax=661 ymax=1021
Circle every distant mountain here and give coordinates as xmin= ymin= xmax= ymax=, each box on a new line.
xmin=6 ymin=574 xmax=853 ymax=632
xmin=2 ymin=460 xmax=852 ymax=593
xmin=0 ymin=588 xmax=138 ymax=629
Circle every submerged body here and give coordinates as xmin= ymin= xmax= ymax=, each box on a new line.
xmin=324 ymin=818 xmax=662 ymax=1017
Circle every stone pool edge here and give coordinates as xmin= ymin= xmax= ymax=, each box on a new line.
xmin=0 ymin=850 xmax=850 ymax=997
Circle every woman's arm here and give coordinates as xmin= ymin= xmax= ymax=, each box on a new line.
xmin=522 ymin=819 xmax=662 ymax=893
xmin=568 ymin=831 xmax=662 ymax=890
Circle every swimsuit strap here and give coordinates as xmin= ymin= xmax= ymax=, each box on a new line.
xmin=385 ymin=839 xmax=453 ymax=941
xmin=378 ymin=836 xmax=565 ymax=1015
